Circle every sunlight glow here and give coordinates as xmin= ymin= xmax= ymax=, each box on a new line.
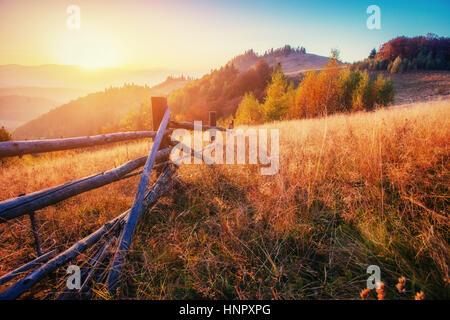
xmin=53 ymin=30 xmax=121 ymax=69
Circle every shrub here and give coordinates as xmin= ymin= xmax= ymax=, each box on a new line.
xmin=374 ymin=75 xmax=395 ymax=106
xmin=0 ymin=126 xmax=12 ymax=142
xmin=339 ymin=69 xmax=363 ymax=111
xmin=291 ymin=64 xmax=393 ymax=118
xmin=352 ymin=71 xmax=375 ymax=111
xmin=119 ymin=101 xmax=153 ymax=131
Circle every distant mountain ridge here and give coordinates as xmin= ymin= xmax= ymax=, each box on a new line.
xmin=0 ymin=64 xmax=192 ymax=91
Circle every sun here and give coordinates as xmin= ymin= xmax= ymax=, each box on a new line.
xmin=53 ymin=30 xmax=121 ymax=69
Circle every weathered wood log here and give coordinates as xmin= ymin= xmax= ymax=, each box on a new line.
xmin=0 ymin=250 xmax=58 ymax=286
xmin=169 ymin=139 xmax=214 ymax=165
xmin=28 ymin=212 xmax=43 ymax=256
xmin=56 ymin=235 xmax=112 ymax=300
xmin=88 ymin=166 xmax=176 ymax=298
xmin=0 ymin=147 xmax=173 ymax=223
xmin=0 ymin=162 xmax=176 ymax=299
xmin=80 ymin=239 xmax=115 ymax=293
xmin=105 ymin=163 xmax=177 ymax=294
xmin=57 ymin=237 xmax=116 ymax=300
xmin=169 ymin=120 xmax=226 ymax=132
xmin=0 ymin=211 xmax=126 ymax=300
xmin=0 ymin=131 xmax=173 ymax=158
xmin=118 ymin=160 xmax=169 ymax=181
xmin=106 ymin=107 xmax=171 ymax=292
xmin=142 ymin=164 xmax=177 ymax=216
xmin=55 ymin=163 xmax=175 ymax=300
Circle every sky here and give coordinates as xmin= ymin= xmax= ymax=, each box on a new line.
xmin=0 ymin=0 xmax=449 ymax=73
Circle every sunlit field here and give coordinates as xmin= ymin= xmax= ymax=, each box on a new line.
xmin=0 ymin=98 xmax=449 ymax=299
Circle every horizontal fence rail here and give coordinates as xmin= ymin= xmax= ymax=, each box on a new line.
xmin=169 ymin=120 xmax=226 ymax=131
xmin=0 ymin=147 xmax=173 ymax=223
xmin=0 ymin=131 xmax=170 ymax=158
xmin=0 ymin=250 xmax=58 ymax=286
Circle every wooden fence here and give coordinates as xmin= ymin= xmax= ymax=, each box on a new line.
xmin=0 ymin=97 xmax=222 ymax=300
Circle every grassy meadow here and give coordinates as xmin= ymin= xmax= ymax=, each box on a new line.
xmin=0 ymin=98 xmax=449 ymax=299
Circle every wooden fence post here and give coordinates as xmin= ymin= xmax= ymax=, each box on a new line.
xmin=209 ymin=111 xmax=216 ymax=142
xmin=28 ymin=212 xmax=43 ymax=256
xmin=152 ymin=97 xmax=170 ymax=149
xmin=151 ymin=97 xmax=167 ymax=131
xmin=209 ymin=111 xmax=216 ymax=127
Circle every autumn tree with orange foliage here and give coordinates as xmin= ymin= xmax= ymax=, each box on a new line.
xmin=288 ymin=50 xmax=393 ymax=120
xmin=169 ymin=60 xmax=272 ymax=122
xmin=235 ymin=51 xmax=394 ymax=125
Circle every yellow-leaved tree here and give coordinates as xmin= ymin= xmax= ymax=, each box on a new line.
xmin=0 ymin=126 xmax=12 ymax=142
xmin=352 ymin=71 xmax=375 ymax=111
xmin=235 ymin=92 xmax=263 ymax=125
xmin=263 ymin=69 xmax=289 ymax=121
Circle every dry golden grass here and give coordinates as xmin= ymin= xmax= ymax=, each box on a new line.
xmin=0 ymin=98 xmax=449 ymax=299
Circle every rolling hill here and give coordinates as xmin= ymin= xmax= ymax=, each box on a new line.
xmin=167 ymin=45 xmax=334 ymax=122
xmin=228 ymin=45 xmax=330 ymax=74
xmin=13 ymin=76 xmax=191 ymax=139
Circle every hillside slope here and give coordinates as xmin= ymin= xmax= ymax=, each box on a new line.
xmin=13 ymin=77 xmax=191 ymax=139
xmin=168 ymin=46 xmax=336 ymax=122
xmin=380 ymin=70 xmax=450 ymax=104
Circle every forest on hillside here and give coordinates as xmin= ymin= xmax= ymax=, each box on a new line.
xmin=13 ymin=84 xmax=153 ymax=139
xmin=229 ymin=45 xmax=307 ymax=71
xmin=354 ymin=34 xmax=450 ymax=73
xmin=118 ymin=51 xmax=394 ymax=131
xmin=168 ymin=60 xmax=272 ymax=123
xmin=234 ymin=53 xmax=394 ymax=125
